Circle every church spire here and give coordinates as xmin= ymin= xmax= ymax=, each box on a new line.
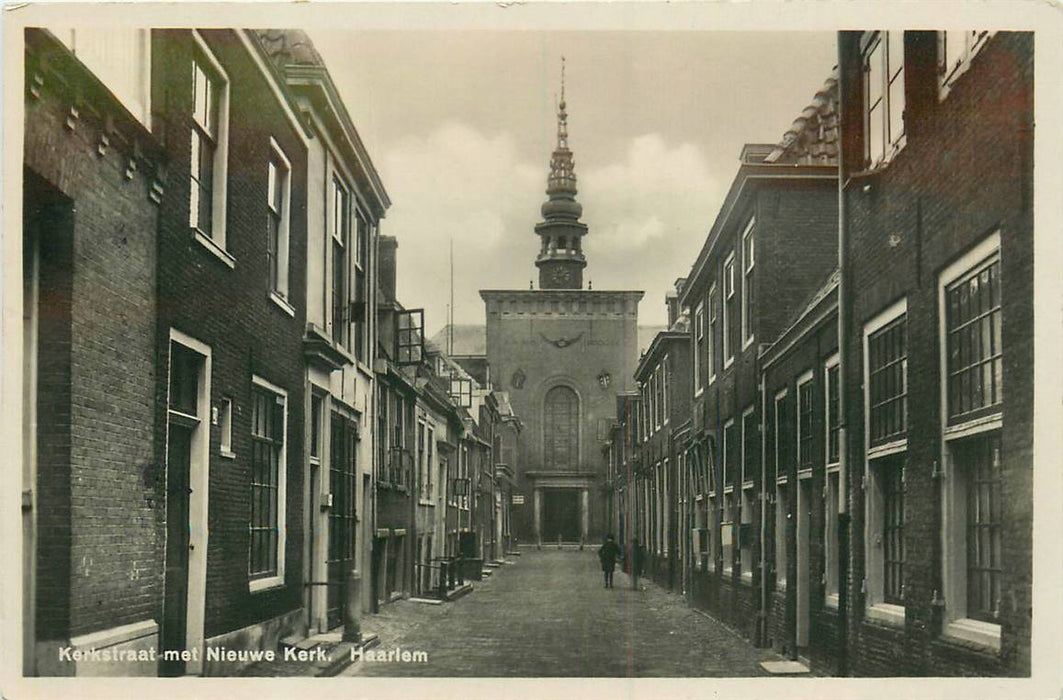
xmin=536 ymin=57 xmax=588 ymax=290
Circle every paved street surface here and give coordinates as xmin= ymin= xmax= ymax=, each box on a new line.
xmin=345 ymin=547 xmax=782 ymax=677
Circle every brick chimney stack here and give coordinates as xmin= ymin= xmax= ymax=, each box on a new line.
xmin=378 ymin=235 xmax=398 ymax=304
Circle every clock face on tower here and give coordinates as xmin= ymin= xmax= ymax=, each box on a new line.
xmin=549 ymin=266 xmax=572 ymax=287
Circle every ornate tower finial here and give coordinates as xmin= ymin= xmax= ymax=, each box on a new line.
xmin=535 ymin=57 xmax=588 ymax=290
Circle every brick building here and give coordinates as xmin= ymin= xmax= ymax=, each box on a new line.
xmin=256 ymin=28 xmax=391 ymax=635
xmin=629 ymin=283 xmax=692 ymax=591
xmin=832 ymin=30 xmax=1033 ymax=676
xmin=149 ymin=29 xmax=313 ymax=675
xmin=676 ymin=74 xmax=840 ymax=643
xmin=22 ymin=28 xmax=165 ymax=677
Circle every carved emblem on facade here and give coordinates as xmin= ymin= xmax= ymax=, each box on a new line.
xmin=511 ymin=368 xmax=527 ymax=390
xmin=539 ymin=331 xmax=584 ymax=349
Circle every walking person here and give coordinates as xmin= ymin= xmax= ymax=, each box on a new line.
xmin=598 ymin=534 xmax=621 ymax=588
xmin=630 ymin=537 xmax=646 ymax=590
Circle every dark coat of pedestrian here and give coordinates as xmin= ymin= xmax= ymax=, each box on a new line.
xmin=598 ymin=535 xmax=621 ymax=588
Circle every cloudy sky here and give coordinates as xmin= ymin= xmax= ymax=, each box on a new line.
xmin=309 ymin=30 xmax=837 ymax=336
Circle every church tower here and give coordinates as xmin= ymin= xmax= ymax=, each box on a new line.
xmin=535 ymin=59 xmax=588 ymax=290
xmin=480 ymin=58 xmax=642 ymax=547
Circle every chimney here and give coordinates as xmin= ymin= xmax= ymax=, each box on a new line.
xmin=666 ymin=277 xmax=687 ymax=328
xmin=378 ymin=235 xmax=398 ymax=304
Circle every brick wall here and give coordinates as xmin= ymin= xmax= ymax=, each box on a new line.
xmin=839 ymin=31 xmax=1033 ymax=676
xmin=151 ymin=29 xmax=309 ymax=640
xmin=25 ymin=32 xmax=164 ymax=648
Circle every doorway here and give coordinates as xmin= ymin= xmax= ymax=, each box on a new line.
xmin=796 ymin=476 xmax=812 ymax=653
xmin=161 ymin=334 xmax=209 ymax=676
xmin=326 ymin=414 xmax=357 ymax=630
xmin=542 ymin=488 xmax=580 ymax=542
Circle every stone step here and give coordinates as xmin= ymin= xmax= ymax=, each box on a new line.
xmin=759 ymin=660 xmax=811 ymax=675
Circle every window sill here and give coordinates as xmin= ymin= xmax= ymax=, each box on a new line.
xmin=740 ymin=571 xmax=754 ymax=586
xmin=723 ymin=357 xmax=734 ymax=371
xmin=944 ymin=413 xmax=1003 ymax=441
xmin=270 ymin=291 xmax=296 ymax=318
xmin=743 ymin=336 xmax=755 ymax=351
xmin=708 ymin=375 xmax=717 ymax=386
xmin=776 ymin=579 xmax=787 ymax=592
xmin=824 ymin=592 xmax=840 ymax=609
xmin=418 ymin=499 xmax=435 ymax=507
xmin=220 ymin=449 xmax=236 ymax=460
xmin=866 ymin=602 xmax=906 ymax=628
xmin=193 ymin=229 xmax=236 ymax=269
xmin=943 ymin=618 xmax=1002 ymax=653
xmin=249 ymin=575 xmax=284 ymax=593
xmin=867 ymin=438 xmax=907 ymax=461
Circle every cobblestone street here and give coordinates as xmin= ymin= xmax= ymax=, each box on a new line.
xmin=345 ymin=547 xmax=782 ymax=677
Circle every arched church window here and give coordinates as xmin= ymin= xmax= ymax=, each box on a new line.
xmin=544 ymin=386 xmax=579 ymax=471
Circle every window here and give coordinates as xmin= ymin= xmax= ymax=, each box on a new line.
xmin=417 ymin=422 xmax=426 ymax=500
xmin=825 ymin=356 xmax=840 ymax=466
xmin=959 ymin=435 xmax=1003 ymax=624
xmin=266 ymin=140 xmax=291 ymax=302
xmin=249 ymin=378 xmax=286 ymax=588
xmin=310 ymin=394 xmax=323 ymax=462
xmin=354 ymin=211 xmax=370 ymax=362
xmin=945 ymin=252 xmax=1002 ymax=424
xmin=797 ymin=371 xmax=814 ymax=472
xmin=775 ymin=482 xmax=788 ymax=589
xmin=189 ymin=33 xmax=229 ymax=257
xmin=54 ymin=29 xmax=152 ymax=126
xmin=427 ymin=426 xmax=435 ymax=499
xmin=866 ymin=305 xmax=908 ymax=449
xmin=219 ymin=397 xmax=233 ymax=457
xmin=723 ymin=419 xmax=737 ymax=490
xmin=708 ymin=284 xmax=718 ymax=383
xmin=396 ymin=309 xmax=425 ymax=365
xmin=662 ymin=358 xmax=670 ymax=425
xmin=773 ymin=390 xmax=789 ymax=482
xmin=863 ymin=31 xmax=905 ymax=168
xmin=939 ymin=233 xmax=1003 ymax=649
xmin=881 ymin=456 xmax=905 ymax=605
xmin=694 ymin=303 xmax=705 ymax=392
xmin=741 ymin=218 xmax=755 ymax=346
xmin=741 ymin=406 xmax=757 ymax=581
xmin=940 ymin=31 xmax=992 ymax=96
xmin=543 ymin=386 xmax=579 ymax=471
xmin=332 ymin=178 xmax=350 ymax=348
xmin=723 ymin=253 xmax=736 ymax=365
xmin=825 ymin=471 xmax=840 ymax=604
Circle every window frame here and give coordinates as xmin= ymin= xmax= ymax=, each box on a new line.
xmin=938 ymin=231 xmax=1004 ymax=651
xmin=330 ymin=176 xmax=352 ymax=350
xmin=694 ymin=301 xmax=705 ymax=395
xmin=708 ymin=283 xmax=718 ymax=384
xmin=939 ymin=31 xmax=993 ymax=100
xmin=861 ymin=30 xmax=906 ymax=170
xmin=267 ymin=137 xmax=293 ymax=312
xmin=864 ymin=298 xmax=909 ymax=456
xmin=741 ymin=217 xmax=755 ymax=349
xmin=248 ymin=375 xmax=288 ymax=592
xmin=796 ymin=369 xmax=815 ymax=475
xmin=723 ymin=252 xmax=736 ymax=368
xmin=825 ymin=354 xmax=841 ymax=468
xmin=943 ymin=246 xmax=1003 ymax=428
xmin=189 ymin=31 xmax=231 ymax=266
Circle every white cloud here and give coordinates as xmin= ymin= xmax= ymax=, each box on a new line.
xmin=580 ymin=134 xmax=719 ymax=252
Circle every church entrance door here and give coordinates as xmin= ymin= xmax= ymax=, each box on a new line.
xmin=542 ymin=488 xmax=580 ymax=542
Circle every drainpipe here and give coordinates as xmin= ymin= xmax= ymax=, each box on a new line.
xmin=758 ymin=362 xmax=769 ymax=646
xmin=836 ymin=31 xmax=852 ymax=678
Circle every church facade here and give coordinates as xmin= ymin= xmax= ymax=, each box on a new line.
xmin=481 ymin=70 xmax=642 ymax=546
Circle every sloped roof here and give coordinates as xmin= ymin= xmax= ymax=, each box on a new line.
xmin=255 ymin=29 xmax=327 ymax=69
xmin=764 ymin=69 xmax=839 ymax=166
xmin=638 ymin=325 xmax=667 ymax=355
xmin=430 ymin=324 xmax=487 ymax=357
